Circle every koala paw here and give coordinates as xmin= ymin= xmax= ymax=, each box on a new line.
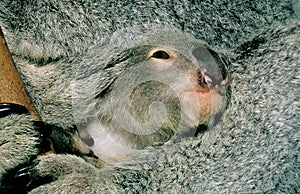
xmin=27 ymin=154 xmax=102 ymax=193
xmin=0 ymin=163 xmax=33 ymax=194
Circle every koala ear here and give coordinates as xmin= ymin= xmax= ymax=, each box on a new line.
xmin=94 ymin=53 xmax=131 ymax=99
xmin=94 ymin=76 xmax=117 ymax=99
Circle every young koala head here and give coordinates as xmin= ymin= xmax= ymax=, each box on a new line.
xmin=73 ymin=31 xmax=230 ymax=164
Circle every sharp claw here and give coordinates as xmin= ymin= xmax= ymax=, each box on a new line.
xmin=15 ymin=166 xmax=31 ymax=178
xmin=15 ymin=172 xmax=30 ymax=178
xmin=0 ymin=103 xmax=29 ymax=118
xmin=18 ymin=166 xmax=31 ymax=172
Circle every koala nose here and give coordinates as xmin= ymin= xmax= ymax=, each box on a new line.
xmin=198 ymin=68 xmax=228 ymax=89
xmin=203 ymin=69 xmax=214 ymax=87
xmin=198 ymin=68 xmax=214 ymax=88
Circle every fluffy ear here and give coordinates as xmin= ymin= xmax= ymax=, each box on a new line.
xmin=94 ymin=76 xmax=117 ymax=99
xmin=94 ymin=45 xmax=151 ymax=99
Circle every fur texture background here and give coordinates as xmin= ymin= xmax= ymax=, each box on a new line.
xmin=0 ymin=0 xmax=299 ymax=193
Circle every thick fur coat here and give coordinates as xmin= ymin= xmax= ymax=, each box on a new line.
xmin=0 ymin=0 xmax=299 ymax=193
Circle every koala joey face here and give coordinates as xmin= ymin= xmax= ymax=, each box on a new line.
xmin=75 ymin=32 xmax=230 ymax=164
xmin=145 ymin=45 xmax=229 ymax=127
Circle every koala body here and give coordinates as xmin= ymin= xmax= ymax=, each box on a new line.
xmin=0 ymin=0 xmax=299 ymax=193
xmin=10 ymin=28 xmax=230 ymax=165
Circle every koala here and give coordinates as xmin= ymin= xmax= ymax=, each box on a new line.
xmin=71 ymin=30 xmax=230 ymax=164
xmin=27 ymin=19 xmax=300 ymax=194
xmin=0 ymin=0 xmax=298 ymax=193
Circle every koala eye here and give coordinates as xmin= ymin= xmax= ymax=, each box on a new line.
xmin=151 ymin=50 xmax=170 ymax=59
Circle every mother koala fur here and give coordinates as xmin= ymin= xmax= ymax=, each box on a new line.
xmin=0 ymin=0 xmax=299 ymax=193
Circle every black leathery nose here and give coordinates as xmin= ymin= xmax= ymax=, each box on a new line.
xmin=193 ymin=46 xmax=229 ymax=86
xmin=197 ymin=69 xmax=215 ymax=88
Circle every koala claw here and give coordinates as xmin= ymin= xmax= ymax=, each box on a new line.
xmin=15 ymin=166 xmax=31 ymax=178
xmin=0 ymin=164 xmax=32 ymax=194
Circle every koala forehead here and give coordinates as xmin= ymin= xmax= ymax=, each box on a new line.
xmin=142 ymin=31 xmax=206 ymax=55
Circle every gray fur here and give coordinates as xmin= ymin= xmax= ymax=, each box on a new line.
xmin=71 ymin=29 xmax=230 ymax=164
xmin=29 ymin=19 xmax=300 ymax=194
xmin=0 ymin=0 xmax=294 ymax=61
xmin=0 ymin=0 xmax=299 ymax=193
xmin=0 ymin=115 xmax=39 ymax=180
